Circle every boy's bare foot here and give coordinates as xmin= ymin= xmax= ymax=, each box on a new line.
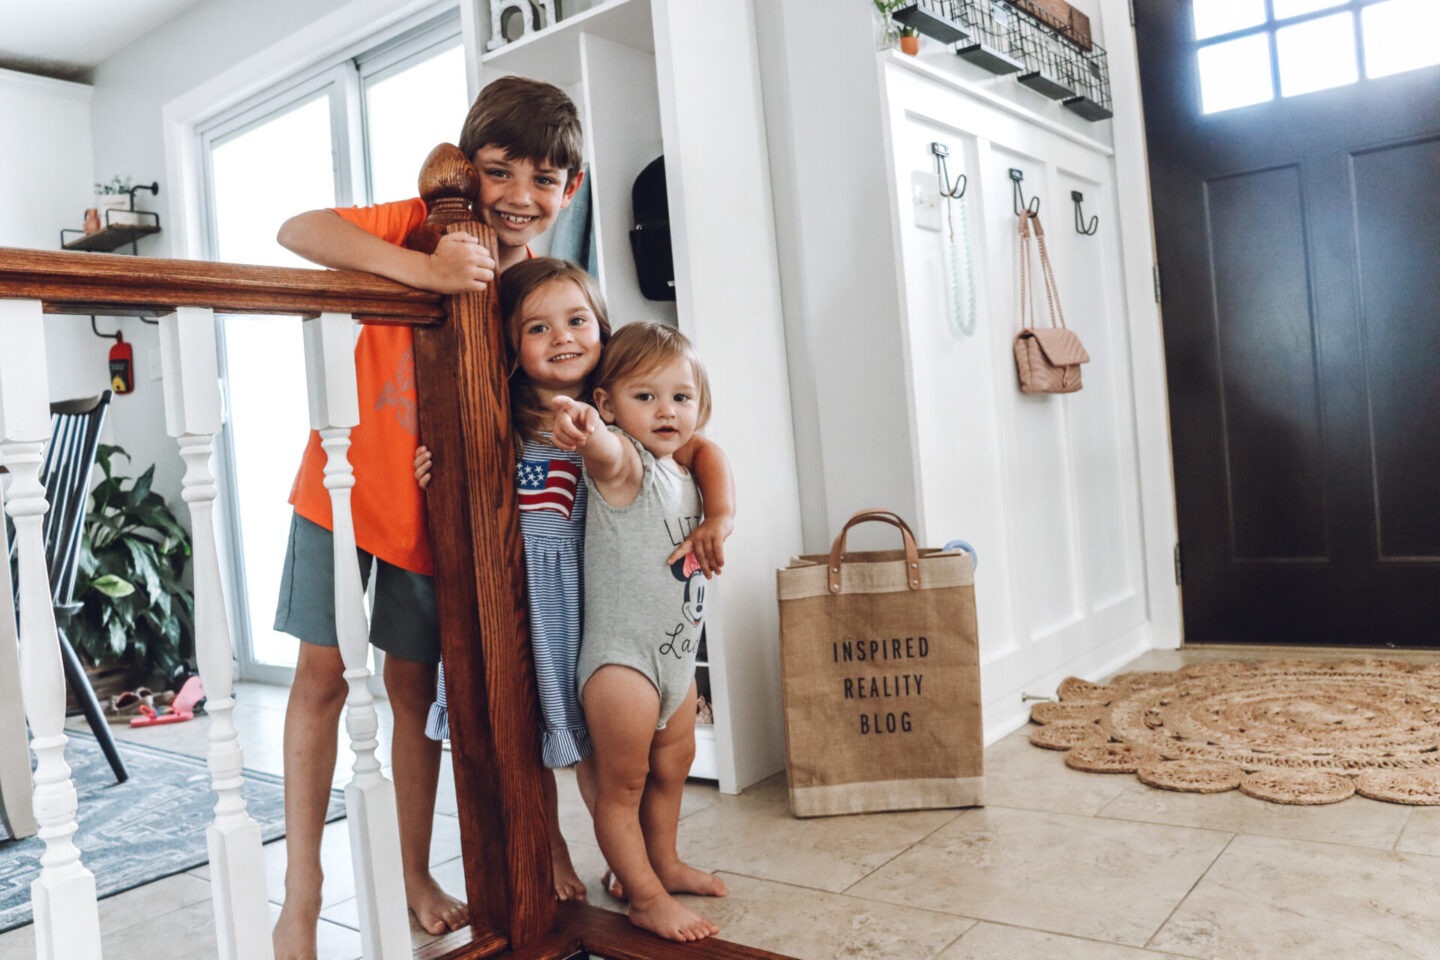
xmin=405 ymin=871 xmax=468 ymax=935
xmin=656 ymin=861 xmax=728 ymax=898
xmin=628 ymin=891 xmax=720 ymax=942
xmin=552 ymin=844 xmax=588 ymax=901
xmin=273 ymin=889 xmax=323 ymax=960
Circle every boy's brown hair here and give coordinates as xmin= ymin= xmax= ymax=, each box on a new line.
xmin=593 ymin=321 xmax=712 ymax=431
xmin=500 ymin=257 xmax=612 ymax=448
xmin=457 ymin=75 xmax=584 ymax=180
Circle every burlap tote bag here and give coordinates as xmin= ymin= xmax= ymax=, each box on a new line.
xmin=777 ymin=509 xmax=984 ymax=817
xmin=1013 ymin=210 xmax=1089 ymax=393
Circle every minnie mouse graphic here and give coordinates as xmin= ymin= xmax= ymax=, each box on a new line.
xmin=659 ymin=553 xmax=706 ymax=660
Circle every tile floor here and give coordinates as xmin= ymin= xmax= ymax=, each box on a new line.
xmin=5 ymin=645 xmax=1440 ymax=959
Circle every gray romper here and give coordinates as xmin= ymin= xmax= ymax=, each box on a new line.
xmin=577 ymin=428 xmax=706 ymax=727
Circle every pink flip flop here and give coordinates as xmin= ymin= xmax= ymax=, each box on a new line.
xmin=130 ymin=676 xmax=205 ymax=727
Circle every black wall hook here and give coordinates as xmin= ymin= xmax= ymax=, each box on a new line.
xmin=1071 ymin=191 xmax=1099 ymax=235
xmin=1010 ymin=168 xmax=1040 ymax=216
xmin=931 ymin=142 xmax=966 ymax=199
xmin=89 ymin=316 xmax=121 ymax=341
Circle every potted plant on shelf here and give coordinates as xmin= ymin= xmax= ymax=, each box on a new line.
xmin=899 ymin=24 xmax=920 ymax=55
xmin=94 ymin=176 xmax=140 ymax=227
xmin=65 ymin=445 xmax=195 ymax=699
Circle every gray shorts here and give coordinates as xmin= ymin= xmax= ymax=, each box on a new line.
xmin=274 ymin=513 xmax=440 ymax=665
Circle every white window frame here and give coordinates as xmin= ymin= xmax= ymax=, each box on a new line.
xmin=193 ymin=7 xmax=463 ymax=683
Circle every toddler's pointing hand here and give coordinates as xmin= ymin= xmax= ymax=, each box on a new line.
xmin=550 ymin=395 xmax=598 ymax=451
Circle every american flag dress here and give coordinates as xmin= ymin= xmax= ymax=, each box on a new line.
xmin=425 ymin=438 xmax=592 ymax=768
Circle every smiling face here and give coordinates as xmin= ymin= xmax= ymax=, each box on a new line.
xmin=513 ymin=278 xmax=604 ymax=398
xmin=594 ymin=355 xmax=701 ymax=461
xmin=472 ymin=145 xmax=582 ymax=258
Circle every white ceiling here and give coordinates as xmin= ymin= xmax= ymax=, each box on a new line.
xmin=0 ymin=0 xmax=205 ymax=81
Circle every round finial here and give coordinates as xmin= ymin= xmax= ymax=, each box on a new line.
xmin=417 ymin=143 xmax=480 ymax=205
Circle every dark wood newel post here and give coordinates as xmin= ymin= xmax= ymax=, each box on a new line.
xmin=409 ymin=143 xmax=555 ymax=948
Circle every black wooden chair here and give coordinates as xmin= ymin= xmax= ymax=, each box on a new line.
xmin=6 ymin=391 xmax=127 ymax=783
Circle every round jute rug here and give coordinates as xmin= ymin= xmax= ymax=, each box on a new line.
xmin=1029 ymin=658 xmax=1440 ymax=805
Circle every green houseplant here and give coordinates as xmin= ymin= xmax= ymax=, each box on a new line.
xmin=871 ymin=0 xmax=917 ymax=52
xmin=69 ymin=445 xmax=195 ymax=684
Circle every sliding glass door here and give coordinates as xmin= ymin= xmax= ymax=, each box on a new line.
xmin=199 ymin=13 xmax=467 ymax=681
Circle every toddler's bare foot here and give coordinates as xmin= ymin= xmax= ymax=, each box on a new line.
xmin=628 ymin=890 xmax=720 ymax=942
xmin=601 ymin=868 xmax=626 ymax=901
xmin=273 ymin=889 xmax=322 ymax=960
xmin=552 ymin=844 xmax=587 ymax=901
xmin=405 ymin=871 xmax=468 ymax=935
xmin=657 ymin=860 xmax=728 ymax=897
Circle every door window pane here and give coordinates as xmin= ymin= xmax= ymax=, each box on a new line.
xmin=1363 ymin=0 xmax=1440 ymax=79
xmin=1192 ymin=0 xmax=1267 ymax=40
xmin=1273 ymin=0 xmax=1346 ymax=18
xmin=364 ymin=43 xmax=470 ymax=203
xmin=211 ymin=95 xmax=337 ymax=670
xmin=1199 ymin=33 xmax=1274 ymax=113
xmin=1276 ymin=12 xmax=1358 ymax=97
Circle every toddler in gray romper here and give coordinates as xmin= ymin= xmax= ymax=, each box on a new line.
xmin=577 ymin=428 xmax=706 ymax=726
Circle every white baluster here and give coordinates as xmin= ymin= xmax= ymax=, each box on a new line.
xmin=301 ymin=312 xmax=408 ymax=960
xmin=157 ymin=307 xmax=273 ymax=960
xmin=0 ymin=474 xmax=38 ymax=840
xmin=0 ymin=299 xmax=102 ymax=960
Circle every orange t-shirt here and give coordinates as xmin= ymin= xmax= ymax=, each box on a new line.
xmin=288 ymin=198 xmax=434 ymax=575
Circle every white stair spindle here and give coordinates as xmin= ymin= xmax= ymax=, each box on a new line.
xmin=0 ymin=477 xmax=38 ymax=841
xmin=301 ymin=311 xmax=408 ymax=960
xmin=0 ymin=299 xmax=103 ymax=960
xmin=157 ymin=307 xmax=273 ymax=960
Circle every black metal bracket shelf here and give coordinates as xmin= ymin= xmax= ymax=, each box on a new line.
xmin=61 ymin=182 xmax=161 ymax=254
xmin=891 ymin=1 xmax=1113 ymax=122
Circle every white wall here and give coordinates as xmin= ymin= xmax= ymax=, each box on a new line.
xmin=0 ymin=69 xmax=117 ymax=412
xmin=751 ymin=1 xmax=919 ymax=553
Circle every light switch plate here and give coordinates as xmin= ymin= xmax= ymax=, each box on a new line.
xmin=912 ymin=170 xmax=942 ymax=232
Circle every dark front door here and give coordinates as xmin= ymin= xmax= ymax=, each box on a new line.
xmin=1135 ymin=0 xmax=1440 ymax=645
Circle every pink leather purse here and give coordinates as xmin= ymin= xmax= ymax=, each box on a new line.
xmin=1014 ymin=211 xmax=1089 ymax=394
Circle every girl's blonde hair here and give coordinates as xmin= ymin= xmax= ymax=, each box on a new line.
xmin=593 ymin=321 xmax=711 ymax=430
xmin=500 ymin=257 xmax=612 ymax=448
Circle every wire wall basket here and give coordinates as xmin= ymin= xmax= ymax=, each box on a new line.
xmin=892 ymin=0 xmax=972 ymax=45
xmin=899 ymin=0 xmax=1112 ymax=121
xmin=1062 ymin=42 xmax=1112 ymax=120
xmin=951 ymin=0 xmax=1027 ymax=75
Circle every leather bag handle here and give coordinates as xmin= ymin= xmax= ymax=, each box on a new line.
xmin=826 ymin=509 xmax=922 ymax=594
xmin=1017 ymin=211 xmax=1067 ymax=331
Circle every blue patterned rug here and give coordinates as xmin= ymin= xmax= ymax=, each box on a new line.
xmin=0 ymin=730 xmax=344 ymax=932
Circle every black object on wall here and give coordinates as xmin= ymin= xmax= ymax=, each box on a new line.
xmin=629 ymin=156 xmax=675 ymax=301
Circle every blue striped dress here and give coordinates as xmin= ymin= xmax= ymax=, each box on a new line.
xmin=425 ymin=437 xmax=592 ymax=768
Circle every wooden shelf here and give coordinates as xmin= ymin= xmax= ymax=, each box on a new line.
xmin=62 ymin=224 xmax=160 ymax=253
xmin=482 ymin=0 xmax=653 ymax=84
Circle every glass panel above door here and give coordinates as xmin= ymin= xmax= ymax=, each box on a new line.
xmin=1192 ymin=0 xmax=1267 ymax=40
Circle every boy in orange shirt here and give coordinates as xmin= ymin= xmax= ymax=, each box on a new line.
xmin=271 ymin=76 xmax=584 ymax=960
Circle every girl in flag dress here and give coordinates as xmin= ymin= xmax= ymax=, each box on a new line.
xmin=416 ymin=258 xmax=733 ymax=903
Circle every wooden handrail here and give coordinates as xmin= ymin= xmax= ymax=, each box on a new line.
xmin=0 ymin=246 xmax=444 ymax=324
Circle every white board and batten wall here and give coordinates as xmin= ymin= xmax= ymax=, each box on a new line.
xmin=755 ymin=0 xmax=1180 ymax=743
xmin=873 ymin=0 xmax=1181 ymax=738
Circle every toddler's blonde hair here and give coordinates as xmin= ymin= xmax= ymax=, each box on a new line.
xmin=593 ymin=321 xmax=711 ymax=430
